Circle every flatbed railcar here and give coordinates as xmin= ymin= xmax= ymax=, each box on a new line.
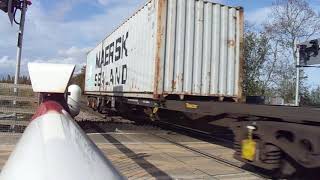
xmin=84 ymin=0 xmax=320 ymax=177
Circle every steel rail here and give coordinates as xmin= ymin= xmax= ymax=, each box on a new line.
xmin=149 ymin=129 xmax=269 ymax=179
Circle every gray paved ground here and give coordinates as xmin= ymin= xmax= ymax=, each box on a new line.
xmin=0 ymin=129 xmax=263 ymax=180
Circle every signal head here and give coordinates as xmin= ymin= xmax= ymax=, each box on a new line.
xmin=0 ymin=0 xmax=9 ymax=13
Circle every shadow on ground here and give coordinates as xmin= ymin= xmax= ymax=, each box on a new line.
xmin=86 ymin=122 xmax=173 ymax=179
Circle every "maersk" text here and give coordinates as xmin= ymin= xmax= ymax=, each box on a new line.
xmin=96 ymin=32 xmax=129 ymax=68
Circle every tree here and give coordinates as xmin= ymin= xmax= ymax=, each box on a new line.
xmin=264 ymin=0 xmax=320 ymax=103
xmin=301 ymin=86 xmax=320 ymax=106
xmin=70 ymin=66 xmax=86 ymax=92
xmin=243 ymin=23 xmax=270 ymax=96
xmin=266 ymin=0 xmax=320 ymax=58
xmin=0 ymin=75 xmax=31 ymax=84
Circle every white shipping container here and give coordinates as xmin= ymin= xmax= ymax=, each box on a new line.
xmin=85 ymin=0 xmax=244 ymax=100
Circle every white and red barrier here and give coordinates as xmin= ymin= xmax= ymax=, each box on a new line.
xmin=0 ymin=63 xmax=123 ymax=180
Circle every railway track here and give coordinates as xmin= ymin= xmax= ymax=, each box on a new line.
xmin=72 ymin=101 xmax=317 ymax=178
xmin=148 ymin=131 xmax=268 ymax=179
xmin=77 ymin=110 xmax=269 ymax=179
xmin=136 ymin=120 xmax=272 ymax=179
xmin=154 ymin=120 xmax=234 ymax=145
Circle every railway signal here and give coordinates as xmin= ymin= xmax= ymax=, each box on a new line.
xmin=294 ymin=38 xmax=320 ymax=106
xmin=0 ymin=0 xmax=32 ymax=110
xmin=1 ymin=0 xmax=32 ymax=133
xmin=0 ymin=0 xmax=13 ymax=24
xmin=0 ymin=0 xmax=30 ymax=24
xmin=0 ymin=0 xmax=8 ymax=12
xmin=298 ymin=39 xmax=320 ymax=66
xmin=0 ymin=0 xmax=11 ymax=12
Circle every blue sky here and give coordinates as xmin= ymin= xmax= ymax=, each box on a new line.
xmin=0 ymin=0 xmax=319 ymax=88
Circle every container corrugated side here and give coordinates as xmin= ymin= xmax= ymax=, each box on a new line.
xmin=85 ymin=0 xmax=244 ymax=99
xmin=85 ymin=0 xmax=158 ymax=99
xmin=161 ymin=0 xmax=243 ymax=98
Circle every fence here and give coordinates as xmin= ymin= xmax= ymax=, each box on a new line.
xmin=0 ymin=83 xmax=38 ymax=133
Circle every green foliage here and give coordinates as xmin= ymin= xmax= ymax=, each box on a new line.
xmin=265 ymin=0 xmax=320 ymax=104
xmin=301 ymin=86 xmax=320 ymax=106
xmin=243 ymin=24 xmax=269 ymax=96
xmin=243 ymin=0 xmax=320 ymax=105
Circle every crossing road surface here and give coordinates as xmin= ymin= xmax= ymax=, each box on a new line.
xmin=0 ymin=124 xmax=265 ymax=179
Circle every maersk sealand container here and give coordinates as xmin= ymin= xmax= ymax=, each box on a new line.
xmin=85 ymin=0 xmax=244 ymax=100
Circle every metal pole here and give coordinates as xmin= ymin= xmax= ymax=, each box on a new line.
xmin=12 ymin=0 xmax=27 ymax=132
xmin=13 ymin=0 xmax=26 ymax=98
xmin=295 ymin=44 xmax=300 ymax=106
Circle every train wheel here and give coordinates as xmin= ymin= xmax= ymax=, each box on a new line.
xmin=271 ymin=155 xmax=297 ymax=179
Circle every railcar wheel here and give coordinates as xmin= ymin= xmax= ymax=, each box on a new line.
xmin=271 ymin=155 xmax=297 ymax=179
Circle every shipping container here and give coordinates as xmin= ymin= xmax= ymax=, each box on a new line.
xmin=85 ymin=0 xmax=244 ymax=100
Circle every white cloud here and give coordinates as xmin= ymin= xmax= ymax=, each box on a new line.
xmin=211 ymin=0 xmax=226 ymax=3
xmin=0 ymin=56 xmax=15 ymax=68
xmin=0 ymin=46 xmax=89 ymax=76
xmin=97 ymin=0 xmax=110 ymax=6
xmin=57 ymin=46 xmax=91 ymax=69
xmin=58 ymin=46 xmax=90 ymax=59
xmin=0 ymin=0 xmax=142 ymax=76
xmin=246 ymin=6 xmax=273 ymax=25
xmin=0 ymin=56 xmax=28 ymax=76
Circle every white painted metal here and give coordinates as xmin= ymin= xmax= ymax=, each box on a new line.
xmin=85 ymin=0 xmax=243 ymax=98
xmin=227 ymin=8 xmax=236 ymax=95
xmin=219 ymin=6 xmax=228 ymax=95
xmin=202 ymin=2 xmax=212 ymax=95
xmin=192 ymin=0 xmax=204 ymax=94
xmin=67 ymin=84 xmax=82 ymax=117
xmin=86 ymin=0 xmax=157 ymax=94
xmin=13 ymin=0 xmax=26 ymax=89
xmin=174 ymin=0 xmax=186 ymax=92
xmin=183 ymin=0 xmax=195 ymax=93
xmin=0 ymin=109 xmax=123 ymax=180
xmin=235 ymin=9 xmax=241 ymax=96
xmin=164 ymin=0 xmax=176 ymax=92
xmin=210 ymin=4 xmax=221 ymax=95
xmin=13 ymin=0 xmax=27 ymax=108
xmin=28 ymin=63 xmax=75 ymax=93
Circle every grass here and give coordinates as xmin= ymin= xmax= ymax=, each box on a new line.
xmin=0 ymin=84 xmax=38 ymax=128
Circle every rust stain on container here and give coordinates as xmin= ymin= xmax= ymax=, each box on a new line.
xmin=237 ymin=7 xmax=245 ymax=102
xmin=153 ymin=0 xmax=166 ymax=99
xmin=171 ymin=80 xmax=176 ymax=90
xmin=227 ymin=40 xmax=235 ymax=47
